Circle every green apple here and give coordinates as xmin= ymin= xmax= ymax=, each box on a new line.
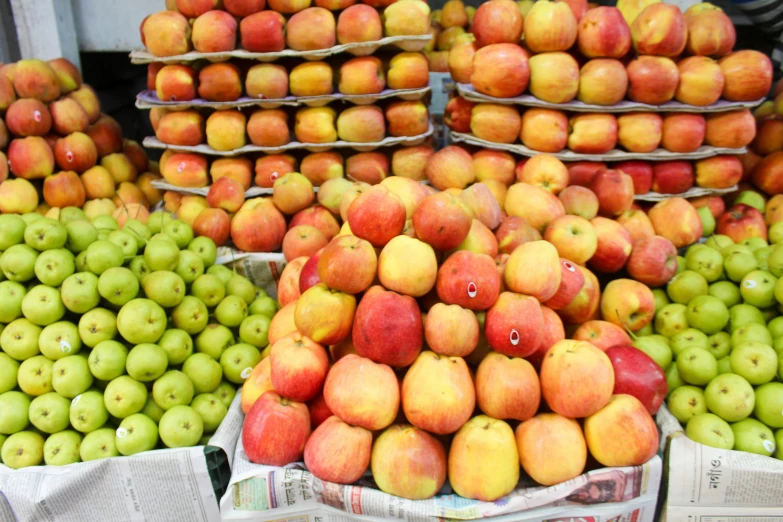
xmin=777 ymin=429 xmax=783 ymax=459
xmin=124 ymin=219 xmax=151 ymax=246
xmin=129 ymin=255 xmax=151 ymax=281
xmin=706 ymin=331 xmax=731 ymax=359
xmin=0 ymin=391 xmax=31 ymax=434
xmin=685 ymin=295 xmax=729 ymax=335
xmin=207 ymin=265 xmax=233 ymax=285
xmin=61 ymin=272 xmax=100 ymax=314
xmin=144 ymin=238 xmax=180 ymax=272
xmin=676 ymin=255 xmax=686 ymax=274
xmin=214 ymin=381 xmax=236 ymax=408
xmin=147 ymin=211 xmax=173 ymax=234
xmin=88 ymin=340 xmax=128 ymax=381
xmin=730 ymin=341 xmax=778 ymax=385
xmin=226 ymin=276 xmax=256 ymax=307
xmin=0 ymin=353 xmax=19 ymax=394
xmin=0 ymin=281 xmax=26 ymax=323
xmin=70 ymin=390 xmax=109 ymax=433
xmin=142 ymin=395 xmax=165 ymax=423
xmin=34 ymin=249 xmax=75 ymax=287
xmin=731 ymin=322 xmax=773 ymax=347
xmin=724 ymin=251 xmax=757 ymax=282
xmin=775 ymin=336 xmax=783 ymax=355
xmin=107 ymin=230 xmax=139 ymax=258
xmin=115 ymin=413 xmax=159 ymax=456
xmin=1 ymin=431 xmax=44 ymax=468
xmin=667 ymin=270 xmax=709 ymax=304
xmin=1 ymin=318 xmax=42 ymax=360
xmin=220 ymin=343 xmax=261 ymax=384
xmin=708 ymin=281 xmax=741 ymax=308
xmin=191 ymin=393 xmax=227 ymax=433
xmin=635 ymin=322 xmax=654 ymax=336
xmin=686 ymin=413 xmax=734 ymax=449
xmin=652 ymin=288 xmax=670 ymax=314
xmin=85 ymin=240 xmax=124 ymax=275
xmin=92 ymin=215 xmax=118 ymax=231
xmin=117 ymin=299 xmax=167 ymax=344
xmin=175 ymin=249 xmax=204 ymax=284
xmin=80 ymin=427 xmax=119 ymax=461
xmin=158 ymin=329 xmax=193 ymax=365
xmin=159 ymin=405 xmax=204 ymax=448
xmin=686 ymin=246 xmax=723 ymax=282
xmin=731 ymin=418 xmax=775 ymax=456
xmin=195 ymin=324 xmax=235 ymax=360
xmin=163 ymin=219 xmax=193 ymax=249
xmin=43 ymin=430 xmax=82 ymax=466
xmin=1 ymin=244 xmax=39 ymax=281
xmin=29 ymin=392 xmax=71 ymax=433
xmin=214 ymin=295 xmax=248 ymax=328
xmin=24 ymin=218 xmax=67 ymax=251
xmin=141 ymin=270 xmax=186 ymax=308
xmin=655 ymin=303 xmax=689 ymax=338
xmin=152 ymin=370 xmax=195 ymax=411
xmin=98 ymin=267 xmax=140 ymax=307
xmin=20 ymin=212 xmax=43 ymax=224
xmin=188 ymin=236 xmax=217 ymax=267
xmin=734 ymin=190 xmax=766 ymax=212
xmin=740 ymin=270 xmax=778 ymax=308
xmin=78 ymin=307 xmax=118 ymax=347
xmin=704 ymin=373 xmax=754 ymax=422
xmin=755 ymin=246 xmax=774 ymax=272
xmin=770 ymin=223 xmax=783 ymax=245
xmin=182 ymin=353 xmax=223 ymax=394
xmin=0 ymin=214 xmax=26 ymax=250
xmin=677 ymin=347 xmax=718 ymax=385
xmin=752 ymin=382 xmax=783 ymax=428
xmin=670 ymin=328 xmax=709 ymax=358
xmin=697 ymin=206 xmax=716 ymax=237
xmin=775 ymin=277 xmax=783 ymax=306
xmin=761 ymin=305 xmax=777 ymax=322
xmin=21 ymin=285 xmax=65 ymax=326
xmin=126 ymin=343 xmax=168 ymax=382
xmin=17 ymin=355 xmax=54 ymax=396
xmin=249 ymin=296 xmax=278 ymax=318
xmin=705 ymin=234 xmax=734 ymax=251
xmin=171 ymin=296 xmax=209 ymax=335
xmin=769 ymin=316 xmax=783 ymax=338
xmin=191 ymin=274 xmax=225 ymax=308
xmin=728 ymin=303 xmax=765 ymax=333
xmin=65 ymin=220 xmax=98 ymax=253
xmin=741 ymin=237 xmax=769 ymax=252
xmin=717 ymin=356 xmax=732 ymax=374
xmin=39 ymin=321 xmax=82 ymax=360
xmin=239 ymin=315 xmax=271 ymax=349
xmin=104 ymin=375 xmax=148 ymax=419
xmin=668 ymin=385 xmax=707 ymax=424
xmin=722 ymin=243 xmax=753 ymax=258
xmin=59 ymin=207 xmax=87 ymax=224
xmin=75 ymin=250 xmax=89 ymax=272
xmin=52 ymin=355 xmax=94 ymax=398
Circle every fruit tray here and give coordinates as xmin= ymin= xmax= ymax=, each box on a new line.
xmin=129 ymin=35 xmax=432 ymax=65
xmin=634 ymin=185 xmax=738 ymax=202
xmin=136 ymin=87 xmax=432 ymax=110
xmin=455 ymin=83 xmax=766 ymax=114
xmin=449 ymin=131 xmax=746 ymax=162
xmin=143 ymin=121 xmax=433 ymax=155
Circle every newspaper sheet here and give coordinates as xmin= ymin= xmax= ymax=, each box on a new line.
xmin=220 ymin=432 xmax=663 ymax=522
xmin=0 ymin=393 xmax=243 ymax=522
xmin=657 ymin=405 xmax=783 ymax=521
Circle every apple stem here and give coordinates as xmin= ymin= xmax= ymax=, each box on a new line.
xmin=616 ymin=309 xmax=638 ymax=341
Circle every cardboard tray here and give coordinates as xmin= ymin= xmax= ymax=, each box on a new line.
xmin=635 ymin=185 xmax=738 ymax=202
xmin=449 ymin=131 xmax=746 ymax=162
xmin=456 ymin=83 xmax=766 ymax=113
xmin=136 ymin=87 xmax=431 ymax=110
xmin=143 ymin=122 xmax=433 ymax=155
xmin=129 ymin=35 xmax=432 ymax=64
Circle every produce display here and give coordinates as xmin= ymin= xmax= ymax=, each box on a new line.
xmin=0 ymin=57 xmax=160 ymax=219
xmin=0 ymin=210 xmax=276 ymax=468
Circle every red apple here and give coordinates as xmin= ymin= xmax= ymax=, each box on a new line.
xmin=588 ymin=168 xmax=634 ymax=217
xmin=437 ymin=251 xmax=501 ymax=310
xmin=299 ymin=248 xmax=324 ymax=294
xmin=615 ymin=161 xmax=652 ymax=195
xmin=471 ymin=0 xmax=524 ymax=47
xmin=716 ymin=204 xmax=768 ymax=242
xmin=588 ymin=217 xmax=633 ymax=274
xmin=573 ymin=320 xmax=632 ymax=352
xmin=317 ymin=235 xmax=377 ymax=294
xmin=605 ymin=345 xmax=667 ymax=415
xmin=242 ymin=391 xmax=310 ymax=466
xmin=652 ymin=161 xmax=694 ymax=194
xmin=485 ymin=292 xmax=544 ymax=357
xmin=544 ymin=259 xmax=585 ymax=310
xmin=303 ymin=416 xmax=372 ymax=484
xmin=270 ymin=332 xmax=330 ymax=402
xmin=471 ymin=43 xmax=530 ymax=98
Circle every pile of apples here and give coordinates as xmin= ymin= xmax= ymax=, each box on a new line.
xmin=424 ymin=0 xmax=475 ymax=72
xmin=236 ymin=157 xmax=680 ymax=502
xmin=737 ymin=82 xmax=783 ymax=196
xmin=0 ymin=209 xmax=277 ymax=468
xmin=142 ymin=0 xmax=431 ymax=58
xmin=0 ymin=57 xmax=161 ymax=219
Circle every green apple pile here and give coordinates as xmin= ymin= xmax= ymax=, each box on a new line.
xmin=631 ymin=233 xmax=783 ymax=458
xmin=0 ymin=208 xmax=277 ymax=468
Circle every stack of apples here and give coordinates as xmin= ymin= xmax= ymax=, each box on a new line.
xmin=0 ymin=209 xmax=278 ymax=468
xmin=0 ymin=57 xmax=161 ymax=220
xmin=443 ymin=0 xmax=771 ymax=167
xmin=735 ymin=81 xmax=783 ymax=196
xmin=424 ymin=0 xmax=476 ymax=72
xmin=238 ymin=170 xmax=671 ymax=502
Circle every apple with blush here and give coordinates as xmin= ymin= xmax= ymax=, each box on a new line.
xmin=572 ymin=320 xmax=632 ymax=352
xmin=588 ymin=168 xmax=634 ymax=217
xmin=662 ymin=113 xmax=706 ymax=153
xmin=652 ymin=161 xmax=694 ymax=194
xmin=520 ymin=108 xmax=569 ymax=153
xmin=627 ymin=56 xmax=679 ymax=105
xmin=471 ymin=0 xmax=524 ymax=47
xmin=626 ymin=235 xmax=678 ymax=287
xmin=716 ymin=204 xmax=768 ymax=243
xmin=242 ymin=391 xmax=310 ymax=466
xmin=278 ymin=257 xmax=307 ymax=307
xmin=648 ymin=197 xmax=703 ymax=248
xmin=544 ymin=258 xmax=585 ymax=310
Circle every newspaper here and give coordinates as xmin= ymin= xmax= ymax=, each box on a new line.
xmin=215 ymin=249 xmax=287 ymax=300
xmin=220 ymin=433 xmax=663 ymax=522
xmin=0 ymin=393 xmax=243 ymax=522
xmin=657 ymin=405 xmax=783 ymax=521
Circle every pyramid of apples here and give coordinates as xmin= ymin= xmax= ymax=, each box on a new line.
xmin=0 ymin=209 xmax=277 ymax=468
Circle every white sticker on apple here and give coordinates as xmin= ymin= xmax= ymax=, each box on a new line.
xmin=744 ymin=280 xmax=757 ymax=289
xmin=33 ymin=110 xmax=42 ymax=122
xmin=116 ymin=427 xmax=128 ymax=439
xmin=241 ymin=367 xmax=253 ymax=380
xmin=764 ymin=440 xmax=775 ymax=453
xmin=563 ymin=261 xmax=576 ymax=272
xmin=270 ymin=171 xmax=279 ymax=182
xmin=177 ymin=162 xmax=186 ymax=173
xmin=509 ymin=329 xmax=520 ymax=346
xmin=467 ymin=282 xmax=477 ymax=298
xmin=71 ymin=395 xmax=81 ymax=406
xmin=60 ymin=340 xmax=72 ymax=353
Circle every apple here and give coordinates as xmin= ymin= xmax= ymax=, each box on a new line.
xmin=521 ymin=108 xmax=569 ymax=152
xmin=303 ymin=416 xmax=372 ymax=484
xmin=588 ymin=169 xmax=634 ymax=217
xmin=471 ymin=0 xmax=524 ymax=47
xmin=515 ymin=413 xmax=586 ymax=486
xmin=754 ymin=383 xmax=783 ymax=428
xmin=242 ymin=391 xmax=310 ymax=465
xmin=584 ymin=394 xmax=659 ymax=466
xmin=730 ymin=340 xmax=777 ymax=385
xmin=470 ymin=43 xmax=529 ymax=98
xmin=476 ymin=352 xmax=540 ymax=421
xmin=626 ymin=235 xmax=678 ymax=287
xmin=43 ymin=430 xmax=82 ymax=466
xmin=630 ymin=3 xmax=687 ymax=57
xmin=524 ymin=0 xmax=577 ymax=53
xmin=719 ymin=50 xmax=773 ymax=102
xmin=577 ymin=7 xmax=631 ymax=58
xmin=627 ymin=56 xmax=679 ymax=105
xmin=485 ymin=292 xmax=544 ymax=357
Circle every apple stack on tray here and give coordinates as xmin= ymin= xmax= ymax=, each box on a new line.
xmin=443 ymin=0 xmax=772 ymax=201
xmin=0 ymin=57 xmax=161 ymax=220
xmin=0 ymin=210 xmax=278 ymax=468
xmin=132 ymin=0 xmax=436 ymax=254
xmin=424 ymin=0 xmax=476 ymax=72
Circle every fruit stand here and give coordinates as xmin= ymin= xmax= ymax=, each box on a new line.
xmin=2 ymin=0 xmax=783 ymax=521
